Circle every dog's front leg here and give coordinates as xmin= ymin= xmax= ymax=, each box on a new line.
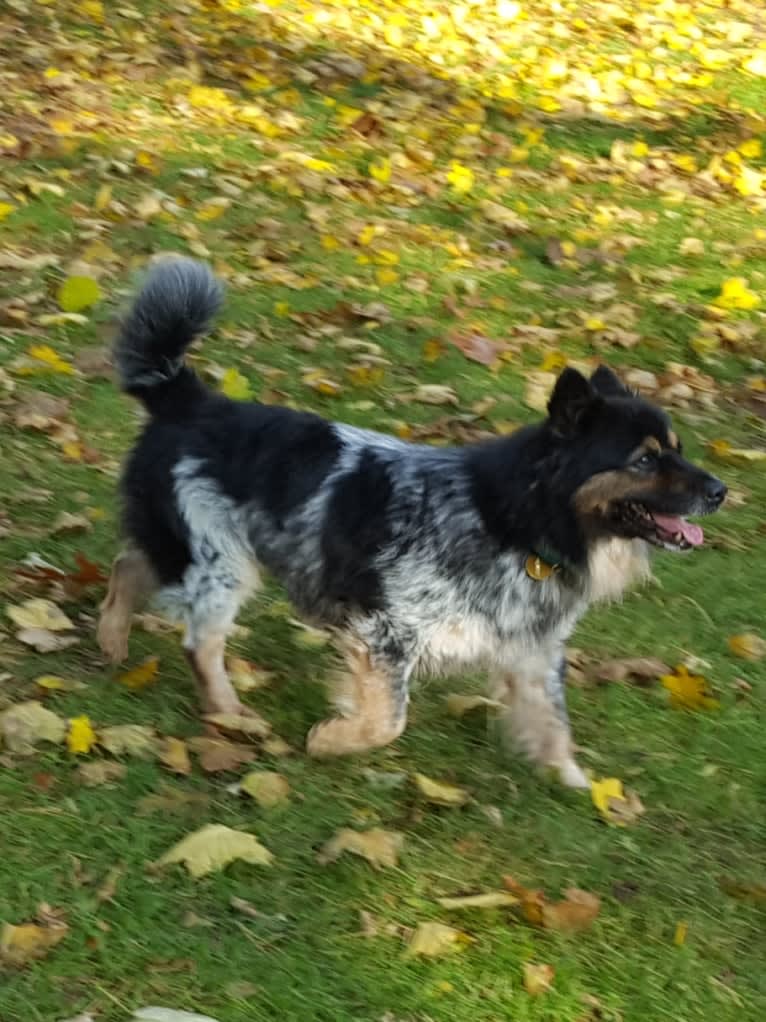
xmin=491 ymin=647 xmax=588 ymax=789
xmin=306 ymin=635 xmax=410 ymax=758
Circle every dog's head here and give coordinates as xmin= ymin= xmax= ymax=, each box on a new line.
xmin=547 ymin=366 xmax=726 ymax=552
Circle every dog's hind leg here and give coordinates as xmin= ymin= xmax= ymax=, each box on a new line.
xmin=306 ymin=634 xmax=410 ymax=758
xmin=97 ymin=545 xmax=157 ymax=662
xmin=491 ymin=648 xmax=588 ymax=789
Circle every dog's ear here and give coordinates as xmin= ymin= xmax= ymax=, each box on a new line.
xmin=547 ymin=368 xmax=595 ymax=433
xmin=590 ymin=365 xmax=628 ymax=398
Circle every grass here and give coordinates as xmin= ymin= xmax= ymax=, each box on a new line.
xmin=1 ymin=1 xmax=765 ymax=1020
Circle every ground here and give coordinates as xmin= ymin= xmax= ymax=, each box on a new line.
xmin=1 ymin=2 xmax=765 ymax=1020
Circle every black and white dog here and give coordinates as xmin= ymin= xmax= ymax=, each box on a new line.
xmin=98 ymin=259 xmax=726 ymax=787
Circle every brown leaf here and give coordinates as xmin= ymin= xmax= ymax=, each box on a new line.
xmin=187 ymin=735 xmax=257 ymax=773
xmin=50 ymin=512 xmax=92 ymax=536
xmin=541 ymin=888 xmax=601 ymax=933
xmin=76 ymin=760 xmax=126 ymax=787
xmin=136 ymin=783 xmax=210 ymax=816
xmin=72 ymin=346 xmax=112 ymax=379
xmin=13 ymin=390 xmax=70 ymax=430
xmin=1 ymin=910 xmax=68 ymax=966
xmin=317 ymin=827 xmax=404 ymax=870
xmin=0 ymin=700 xmax=66 ymax=754
xmin=98 ymin=724 xmax=158 ymax=759
xmin=158 ymin=737 xmax=192 ymax=776
xmin=591 ymin=657 xmax=669 ymax=685
xmin=449 ymin=332 xmax=504 ymax=367
xmin=203 ymin=711 xmax=271 ymax=739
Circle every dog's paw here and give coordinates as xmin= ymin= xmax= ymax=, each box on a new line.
xmin=96 ymin=617 xmax=129 ymax=663
xmin=306 ymin=717 xmax=353 ymax=758
xmin=559 ymin=759 xmax=590 ymax=789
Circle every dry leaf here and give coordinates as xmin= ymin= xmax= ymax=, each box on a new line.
xmin=414 ymin=773 xmax=470 ymax=807
xmin=158 ymin=737 xmax=192 ymax=776
xmin=410 ymin=384 xmax=459 ymax=406
xmin=76 ymin=761 xmax=126 ymax=787
xmin=523 ymin=962 xmax=555 ymax=996
xmin=541 ymin=888 xmax=601 ymax=932
xmin=445 ymin=693 xmax=502 ymax=717
xmin=203 ymin=711 xmax=271 ymax=739
xmin=591 ymin=777 xmax=644 ymax=826
xmin=118 ymin=656 xmax=160 ymax=691
xmin=450 ymin=333 xmax=504 ymax=367
xmin=96 ymin=865 xmax=123 ymax=904
xmin=132 ymin=1009 xmax=221 ymax=1022
xmin=13 ymin=390 xmax=70 ymax=430
xmin=99 ymin=724 xmax=158 ymax=758
xmin=15 ymin=628 xmax=79 ymax=653
xmin=0 ymin=700 xmax=66 ymax=754
xmin=660 ymin=665 xmax=720 ymax=711
xmin=592 ymin=657 xmax=669 ymax=685
xmin=241 ymin=771 xmax=290 ymax=807
xmin=317 ymin=827 xmax=404 ymax=870
xmin=136 ymin=784 xmax=210 ymax=816
xmin=436 ymin=892 xmax=519 ymax=910
xmin=51 ymin=512 xmax=91 ymax=535
xmin=187 ymin=736 xmax=257 ymax=773
xmin=708 ymin=440 xmax=766 ymax=466
xmin=228 ymin=658 xmax=273 ymax=693
xmin=154 ymin=824 xmax=274 ymax=878
xmin=727 ymin=633 xmax=766 ymax=661
xmin=406 ymin=922 xmax=471 ymax=958
xmin=6 ymin=598 xmax=74 ymax=632
xmin=67 ymin=715 xmax=97 ymax=755
xmin=524 ymin=371 xmax=556 ymax=413
xmin=1 ymin=916 xmax=68 ymax=966
xmin=35 ymin=675 xmax=86 ymax=693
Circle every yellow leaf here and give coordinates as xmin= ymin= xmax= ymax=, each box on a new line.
xmin=24 ymin=345 xmax=75 ymax=375
xmin=743 ymin=52 xmax=766 ymax=77
xmin=436 ymin=891 xmax=519 ymax=910
xmin=374 ymin=248 xmax=399 ymax=266
xmin=446 ymin=161 xmax=474 ymax=195
xmin=422 ymin=339 xmax=444 ymax=363
xmin=414 ymin=773 xmax=470 ymax=807
xmin=57 ymin=275 xmax=102 ymax=313
xmin=375 ymin=267 xmax=399 ymax=286
xmin=203 ymin=711 xmax=271 ymax=738
xmin=727 ymin=633 xmax=766 ymax=662
xmin=220 ymin=367 xmax=252 ymax=401
xmin=0 ymin=202 xmax=15 ymax=221
xmin=660 ymin=665 xmax=720 ymax=711
xmin=158 ymin=736 xmax=192 ymax=775
xmin=241 ymin=770 xmax=290 ymax=807
xmin=708 ymin=439 xmax=766 ymax=466
xmin=1 ymin=918 xmax=68 ymax=966
xmin=584 ymin=317 xmax=606 ymax=331
xmin=228 ymin=658 xmax=273 ymax=693
xmin=35 ymin=675 xmax=84 ymax=693
xmin=539 ymin=350 xmax=568 ymax=372
xmin=713 ymin=278 xmax=761 ymax=310
xmin=384 ymin=22 xmax=403 ymax=47
xmin=357 ymin=224 xmax=377 ymax=246
xmin=317 ymin=827 xmax=404 ymax=869
xmin=98 ymin=724 xmax=158 ymax=758
xmin=118 ymin=656 xmax=159 ymax=691
xmin=274 ymin=301 xmax=290 ymax=317
xmin=67 ymin=715 xmax=97 ymax=755
xmin=407 ymin=922 xmax=471 ymax=958
xmin=368 ymin=157 xmax=391 ymax=184
xmin=188 ymin=85 xmax=234 ymax=112
xmin=195 ymin=198 xmax=231 ymax=221
xmin=444 ymin=693 xmax=502 ymax=718
xmin=155 ymin=823 xmax=274 ymax=878
xmin=523 ymin=962 xmax=555 ymax=996
xmin=591 ymin=777 xmax=645 ymax=826
xmin=674 ymin=921 xmax=688 ymax=946
xmin=739 ymin=139 xmax=762 ymax=160
xmin=302 ymin=370 xmax=342 ymax=397
xmin=6 ymin=598 xmax=74 ymax=632
xmin=733 ymin=166 xmax=764 ymax=198
xmin=320 ymin=234 xmax=340 ymax=251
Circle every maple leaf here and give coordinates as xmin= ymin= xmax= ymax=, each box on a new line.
xmin=6 ymin=598 xmax=74 ymax=632
xmin=406 ymin=922 xmax=472 ymax=958
xmin=0 ymin=701 xmax=66 ymax=754
xmin=591 ymin=777 xmax=645 ymax=827
xmin=1 ymin=913 xmax=68 ymax=967
xmin=118 ymin=656 xmax=160 ymax=691
xmin=317 ymin=828 xmax=404 ymax=870
xmin=158 ymin=737 xmax=192 ymax=776
xmin=67 ymin=715 xmax=97 ymax=755
xmin=660 ymin=665 xmax=720 ymax=711
xmin=241 ymin=771 xmax=290 ymax=808
xmin=154 ymin=824 xmax=274 ymax=878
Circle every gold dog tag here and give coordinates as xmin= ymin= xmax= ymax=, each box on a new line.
xmin=525 ymin=555 xmax=557 ymax=581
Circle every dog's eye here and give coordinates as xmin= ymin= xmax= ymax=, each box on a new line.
xmin=633 ymin=452 xmax=656 ymax=470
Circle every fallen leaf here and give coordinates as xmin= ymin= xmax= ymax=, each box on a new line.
xmin=13 ymin=390 xmax=70 ymax=430
xmin=158 ymin=737 xmax=192 ymax=776
xmin=118 ymin=656 xmax=160 ymax=691
xmin=187 ymin=736 xmax=257 ymax=773
xmin=660 ymin=665 xmax=720 ymax=711
xmin=406 ymin=922 xmax=471 ymax=958
xmin=541 ymin=888 xmax=601 ymax=933
xmin=591 ymin=657 xmax=669 ymax=685
xmin=718 ymin=878 xmax=766 ymax=903
xmin=524 ymin=371 xmax=556 ymax=412
xmin=1 ymin=915 xmax=68 ymax=966
xmin=35 ymin=675 xmax=86 ymax=694
xmin=154 ymin=824 xmax=274 ymax=878
xmin=713 ymin=277 xmax=760 ymax=310
xmin=0 ymin=700 xmax=66 ymax=754
xmin=132 ymin=1009 xmax=221 ymax=1022
xmin=674 ymin=921 xmax=688 ymax=946
xmin=449 ymin=332 xmax=504 ymax=367
xmin=445 ymin=693 xmax=502 ymax=717
xmin=96 ymin=865 xmax=123 ymax=904
xmin=76 ymin=760 xmax=126 ymax=787
xmin=317 ymin=827 xmax=404 ymax=870
xmin=679 ymin=237 xmax=705 ymax=256
xmin=523 ymin=962 xmax=555 ymax=996
xmin=502 ymin=877 xmax=546 ymax=925
xmin=51 ymin=512 xmax=92 ymax=535
xmin=220 ymin=368 xmax=252 ymax=401
xmin=15 ymin=628 xmax=79 ymax=653
xmin=241 ymin=771 xmax=290 ymax=807
xmin=409 ymin=384 xmax=459 ymax=406
xmin=436 ymin=892 xmax=519 ymax=910
xmin=727 ymin=633 xmax=766 ymax=661
xmin=99 ymin=724 xmax=158 ymax=758
xmin=57 ymin=275 xmax=102 ymax=313
xmin=591 ymin=777 xmax=644 ymax=826
xmin=6 ymin=598 xmax=74 ymax=632
xmin=228 ymin=658 xmax=273 ymax=693
xmin=479 ymin=199 xmax=529 ymax=233
xmin=708 ymin=440 xmax=766 ymax=466
xmin=414 ymin=773 xmax=470 ymax=807
xmin=136 ymin=783 xmax=210 ymax=816
xmin=203 ymin=711 xmax=271 ymax=739
xmin=67 ymin=715 xmax=97 ymax=755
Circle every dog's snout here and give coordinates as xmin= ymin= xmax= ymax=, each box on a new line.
xmin=704 ymin=476 xmax=727 ymax=506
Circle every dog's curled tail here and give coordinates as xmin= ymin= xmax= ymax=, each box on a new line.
xmin=114 ymin=257 xmax=223 ymax=416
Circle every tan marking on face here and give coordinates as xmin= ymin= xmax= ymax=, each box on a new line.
xmin=573 ymin=469 xmax=643 ymax=516
xmin=644 ymin=436 xmax=662 ymax=454
xmin=306 ymin=636 xmax=405 ymax=757
xmin=667 ymin=430 xmax=679 ymax=450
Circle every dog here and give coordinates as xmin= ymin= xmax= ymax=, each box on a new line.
xmin=98 ymin=258 xmax=726 ymax=788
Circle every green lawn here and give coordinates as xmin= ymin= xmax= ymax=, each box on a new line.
xmin=1 ymin=2 xmax=765 ymax=1020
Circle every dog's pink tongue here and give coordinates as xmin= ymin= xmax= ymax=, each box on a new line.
xmin=652 ymin=513 xmax=704 ymax=546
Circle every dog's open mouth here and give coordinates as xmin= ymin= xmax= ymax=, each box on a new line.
xmin=619 ymin=502 xmax=704 ymax=551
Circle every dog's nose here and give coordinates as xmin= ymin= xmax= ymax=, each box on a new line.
xmin=705 ymin=477 xmax=727 ymax=506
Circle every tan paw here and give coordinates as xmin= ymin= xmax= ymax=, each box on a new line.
xmin=306 ymin=716 xmax=403 ymax=758
xmin=96 ymin=617 xmax=129 ymax=663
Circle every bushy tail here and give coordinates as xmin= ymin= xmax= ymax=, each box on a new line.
xmin=114 ymin=258 xmax=223 ymax=416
